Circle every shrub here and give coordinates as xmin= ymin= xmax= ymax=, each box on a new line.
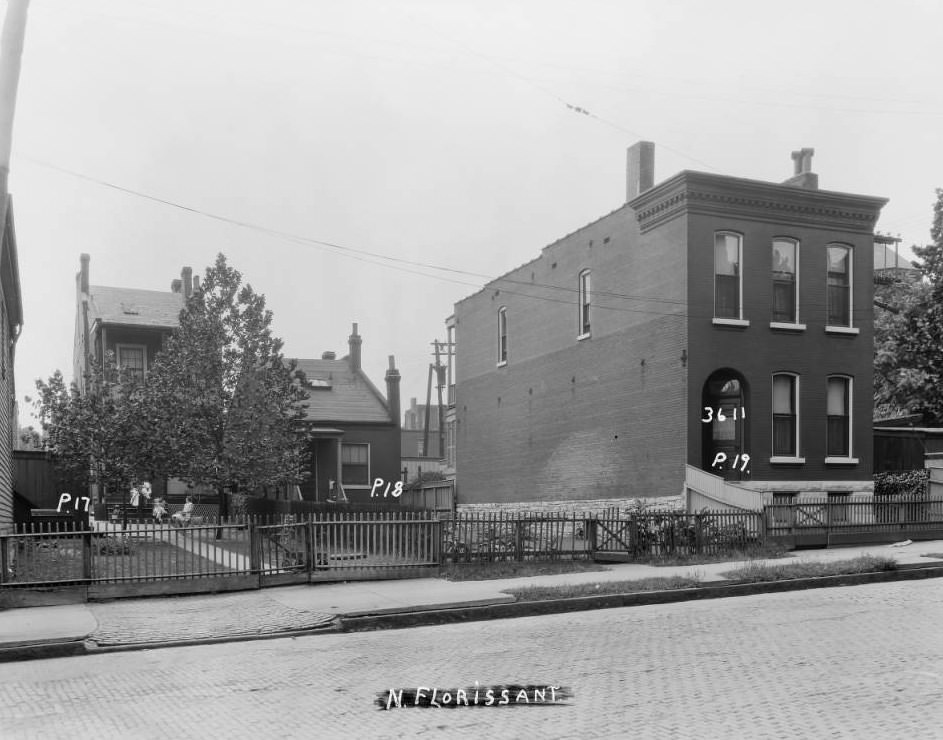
xmin=95 ymin=535 xmax=135 ymax=556
xmin=874 ymin=470 xmax=929 ymax=498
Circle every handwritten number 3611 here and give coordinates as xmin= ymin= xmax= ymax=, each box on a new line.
xmin=702 ymin=406 xmax=746 ymax=423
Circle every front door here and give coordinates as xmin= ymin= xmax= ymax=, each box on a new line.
xmin=702 ymin=372 xmax=748 ymax=481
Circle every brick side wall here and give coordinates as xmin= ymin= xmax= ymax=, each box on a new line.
xmin=454 ymin=205 xmax=689 ymax=504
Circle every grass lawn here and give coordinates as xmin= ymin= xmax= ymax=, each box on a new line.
xmin=8 ymin=536 xmax=236 ymax=583
xmin=645 ymin=544 xmax=791 ymax=567
xmin=720 ymin=555 xmax=897 ymax=582
xmin=504 ymin=575 xmax=702 ymax=601
xmin=442 ymin=559 xmax=609 ymax=581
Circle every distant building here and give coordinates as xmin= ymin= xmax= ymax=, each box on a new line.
xmin=294 ymin=324 xmax=401 ymax=503
xmin=873 ymin=234 xmax=921 ymax=284
xmin=450 ymin=144 xmax=887 ymax=509
xmin=402 ymin=398 xmax=442 ymax=458
xmin=0 ymin=197 xmax=23 ymax=533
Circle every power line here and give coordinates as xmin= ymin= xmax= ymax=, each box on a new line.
xmin=23 ymin=155 xmax=884 ymax=320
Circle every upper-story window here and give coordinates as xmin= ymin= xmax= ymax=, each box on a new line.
xmin=826 ymin=375 xmax=852 ymax=459
xmin=497 ymin=307 xmax=508 ymax=366
xmin=117 ymin=344 xmax=146 ymax=383
xmin=772 ymin=239 xmax=798 ymax=324
xmin=827 ymin=245 xmax=852 ymax=328
xmin=578 ymin=269 xmax=591 ymax=338
xmin=714 ymin=232 xmax=742 ymax=320
xmin=772 ymin=373 xmax=799 ymax=459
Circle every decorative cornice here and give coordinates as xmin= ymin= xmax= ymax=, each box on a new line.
xmin=630 ymin=171 xmax=888 ymax=235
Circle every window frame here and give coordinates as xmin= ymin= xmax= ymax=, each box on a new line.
xmin=825 ymin=244 xmax=858 ymax=334
xmin=497 ymin=306 xmax=508 ymax=366
xmin=770 ymin=237 xmax=805 ymax=330
xmin=578 ymin=269 xmax=591 ymax=339
xmin=340 ymin=442 xmax=371 ymax=488
xmin=825 ymin=375 xmax=857 ymax=463
xmin=115 ymin=343 xmax=147 ymax=382
xmin=770 ymin=372 xmax=804 ymax=463
xmin=712 ymin=231 xmax=748 ymax=326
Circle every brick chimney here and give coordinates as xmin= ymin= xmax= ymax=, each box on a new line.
xmin=182 ymin=266 xmax=193 ymax=298
xmin=782 ymin=148 xmax=818 ymax=189
xmin=385 ymin=355 xmax=401 ymax=427
xmin=322 ymin=351 xmax=336 ymax=360
xmin=626 ymin=141 xmax=655 ymax=201
xmin=192 ymin=275 xmax=200 ymax=293
xmin=348 ymin=322 xmax=362 ymax=371
xmin=79 ymin=253 xmax=90 ymax=294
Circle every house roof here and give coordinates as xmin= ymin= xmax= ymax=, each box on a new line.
xmin=88 ymin=285 xmax=185 ymax=329
xmin=294 ymin=357 xmax=393 ymax=424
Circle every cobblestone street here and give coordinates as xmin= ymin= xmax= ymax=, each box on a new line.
xmin=2 ymin=579 xmax=942 ymax=739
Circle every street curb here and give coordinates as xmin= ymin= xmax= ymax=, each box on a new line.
xmin=3 ymin=564 xmax=942 ymax=662
xmin=337 ymin=564 xmax=943 ymax=633
xmin=0 ymin=639 xmax=89 ymax=663
xmin=82 ymin=620 xmax=341 ymax=656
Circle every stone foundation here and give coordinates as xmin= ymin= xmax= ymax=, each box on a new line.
xmin=456 ymin=496 xmax=683 ymax=517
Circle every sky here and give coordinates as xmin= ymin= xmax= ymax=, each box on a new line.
xmin=6 ymin=0 xmax=942 ymax=427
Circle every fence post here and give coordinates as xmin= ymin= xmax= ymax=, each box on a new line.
xmin=514 ymin=520 xmax=523 ymax=562
xmin=248 ymin=523 xmax=261 ymax=588
xmin=586 ymin=518 xmax=597 ymax=556
xmin=694 ymin=514 xmax=703 ymax=554
xmin=0 ymin=537 xmax=7 ymax=585
xmin=82 ymin=530 xmax=92 ymax=581
xmin=303 ymin=522 xmax=313 ymax=581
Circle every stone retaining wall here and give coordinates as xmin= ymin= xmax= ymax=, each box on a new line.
xmin=456 ymin=496 xmax=683 ymax=517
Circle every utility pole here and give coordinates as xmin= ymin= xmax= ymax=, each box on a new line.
xmin=434 ymin=340 xmax=444 ymax=460
xmin=422 ymin=363 xmax=433 ymax=460
xmin=0 ymin=0 xmax=30 ymax=229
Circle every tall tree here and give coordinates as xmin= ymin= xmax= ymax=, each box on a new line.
xmin=145 ymin=254 xmax=310 ymax=519
xmin=874 ymin=189 xmax=943 ymax=423
xmin=31 ymin=355 xmax=149 ymax=504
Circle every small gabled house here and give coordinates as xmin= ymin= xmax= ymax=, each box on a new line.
xmin=294 ymin=324 xmax=401 ymax=503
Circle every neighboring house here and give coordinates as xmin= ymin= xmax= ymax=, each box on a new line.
xmin=873 ymin=415 xmax=943 ymax=474
xmin=450 ymin=144 xmax=887 ymax=509
xmin=74 ymin=254 xmax=193 ymax=392
xmin=73 ymin=254 xmax=199 ymax=502
xmin=0 ymin=197 xmax=24 ymax=533
xmin=294 ymin=323 xmax=401 ymax=504
xmin=873 ymin=234 xmax=921 ymax=284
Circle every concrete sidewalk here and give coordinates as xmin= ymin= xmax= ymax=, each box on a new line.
xmin=1 ymin=539 xmax=941 ymax=661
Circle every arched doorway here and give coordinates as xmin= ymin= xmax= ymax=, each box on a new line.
xmin=701 ymin=369 xmax=750 ymax=481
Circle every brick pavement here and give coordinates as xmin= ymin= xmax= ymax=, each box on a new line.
xmin=87 ymin=591 xmax=335 ymax=646
xmin=1 ymin=579 xmax=941 ymax=738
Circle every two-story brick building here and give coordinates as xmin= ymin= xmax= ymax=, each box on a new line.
xmin=450 ymin=144 xmax=887 ymax=509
